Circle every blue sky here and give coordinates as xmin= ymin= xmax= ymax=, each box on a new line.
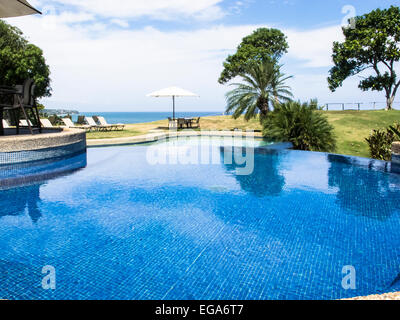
xmin=6 ymin=0 xmax=397 ymax=112
xmin=225 ymin=1 xmax=396 ymax=29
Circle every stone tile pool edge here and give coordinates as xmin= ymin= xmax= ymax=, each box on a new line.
xmin=86 ymin=130 xmax=264 ymax=147
xmin=0 ymin=128 xmax=86 ymax=165
xmin=345 ymin=292 xmax=400 ymax=300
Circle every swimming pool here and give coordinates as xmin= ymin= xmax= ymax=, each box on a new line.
xmin=0 ymin=137 xmax=399 ymax=300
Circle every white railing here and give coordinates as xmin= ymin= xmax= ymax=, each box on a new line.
xmin=324 ymin=102 xmax=399 ymax=111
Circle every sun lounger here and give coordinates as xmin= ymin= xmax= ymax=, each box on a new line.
xmin=2 ymin=119 xmax=10 ymax=128
xmin=97 ymin=116 xmax=125 ymax=131
xmin=19 ymin=119 xmax=33 ymax=127
xmin=40 ymin=119 xmax=54 ymax=128
xmin=85 ymin=116 xmax=109 ymax=131
xmin=62 ymin=118 xmax=92 ymax=131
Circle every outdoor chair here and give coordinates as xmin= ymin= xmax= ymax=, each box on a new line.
xmin=0 ymin=79 xmax=41 ymax=135
xmin=15 ymin=79 xmax=42 ymax=134
xmin=97 ymin=116 xmax=125 ymax=131
xmin=62 ymin=118 xmax=92 ymax=131
xmin=191 ymin=117 xmax=200 ymax=129
xmin=177 ymin=118 xmax=186 ymax=129
xmin=85 ymin=116 xmax=109 ymax=131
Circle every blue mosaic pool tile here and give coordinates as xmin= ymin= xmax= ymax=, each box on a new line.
xmin=0 ymin=145 xmax=399 ymax=300
xmin=0 ymin=140 xmax=86 ymax=165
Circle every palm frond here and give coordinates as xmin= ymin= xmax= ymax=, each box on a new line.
xmin=224 ymin=59 xmax=293 ymax=121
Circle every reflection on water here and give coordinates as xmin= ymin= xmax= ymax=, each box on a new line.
xmin=327 ymin=154 xmax=400 ymax=220
xmin=0 ymin=152 xmax=87 ymax=188
xmin=0 ymin=185 xmax=41 ymax=223
xmin=0 ymin=152 xmax=87 ymax=223
xmin=222 ymin=149 xmax=285 ymax=197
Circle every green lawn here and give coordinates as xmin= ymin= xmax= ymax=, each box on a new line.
xmin=86 ymin=110 xmax=400 ymax=158
xmin=322 ymin=110 xmax=400 ymax=158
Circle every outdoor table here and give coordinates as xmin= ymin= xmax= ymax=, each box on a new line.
xmin=184 ymin=118 xmax=194 ymax=128
xmin=0 ymin=86 xmax=18 ymax=136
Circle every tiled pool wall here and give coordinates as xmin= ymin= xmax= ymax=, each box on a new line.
xmin=0 ymin=140 xmax=86 ymax=165
xmin=0 ymin=129 xmax=86 ymax=165
xmin=0 ymin=151 xmax=87 ymax=189
xmin=393 ymin=142 xmax=400 ymax=174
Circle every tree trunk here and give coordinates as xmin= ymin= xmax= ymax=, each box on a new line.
xmin=257 ymin=98 xmax=270 ymax=121
xmin=386 ymin=96 xmax=394 ymax=111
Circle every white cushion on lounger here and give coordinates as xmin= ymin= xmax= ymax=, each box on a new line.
xmin=2 ymin=119 xmax=10 ymax=128
xmin=19 ymin=119 xmax=32 ymax=126
xmin=40 ymin=119 xmax=53 ymax=127
xmin=62 ymin=118 xmax=74 ymax=127
xmin=85 ymin=116 xmax=98 ymax=126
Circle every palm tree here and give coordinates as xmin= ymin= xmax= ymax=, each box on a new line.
xmin=262 ymin=100 xmax=337 ymax=152
xmin=225 ymin=60 xmax=293 ymax=121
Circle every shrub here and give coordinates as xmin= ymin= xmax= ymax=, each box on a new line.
xmin=262 ymin=100 xmax=336 ymax=152
xmin=365 ymin=130 xmax=394 ymax=160
xmin=366 ymin=122 xmax=400 ymax=160
xmin=389 ymin=123 xmax=400 ymax=140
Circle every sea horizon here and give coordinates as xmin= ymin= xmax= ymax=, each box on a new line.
xmin=71 ymin=111 xmax=224 ymax=124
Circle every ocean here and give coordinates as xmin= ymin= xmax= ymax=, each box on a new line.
xmin=72 ymin=111 xmax=222 ymax=124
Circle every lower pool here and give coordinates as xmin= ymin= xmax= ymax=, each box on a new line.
xmin=0 ymin=138 xmax=399 ymax=300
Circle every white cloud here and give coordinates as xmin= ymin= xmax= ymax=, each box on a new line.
xmin=38 ymin=0 xmax=226 ymax=21
xmin=286 ymin=25 xmax=344 ymax=68
xmin=110 ymin=19 xmax=129 ymax=28
xmin=5 ymin=12 xmax=387 ymax=112
xmin=7 ymin=14 xmax=256 ymax=110
xmin=52 ymin=12 xmax=94 ymax=23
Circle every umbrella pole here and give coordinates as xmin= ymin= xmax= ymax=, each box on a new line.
xmin=172 ymin=95 xmax=175 ymax=120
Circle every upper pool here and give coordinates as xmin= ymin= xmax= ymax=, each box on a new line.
xmin=0 ymin=137 xmax=399 ymax=300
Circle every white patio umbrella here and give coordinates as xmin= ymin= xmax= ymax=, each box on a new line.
xmin=147 ymin=86 xmax=199 ymax=120
xmin=0 ymin=0 xmax=41 ymax=18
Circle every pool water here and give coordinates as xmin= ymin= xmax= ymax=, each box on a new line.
xmin=0 ymin=139 xmax=399 ymax=300
xmin=148 ymin=136 xmax=272 ymax=147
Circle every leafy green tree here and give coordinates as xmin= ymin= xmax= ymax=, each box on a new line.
xmin=262 ymin=100 xmax=337 ymax=152
xmin=0 ymin=19 xmax=51 ymax=98
xmin=328 ymin=6 xmax=400 ymax=110
xmin=219 ymin=28 xmax=288 ymax=84
xmin=225 ymin=60 xmax=292 ymax=121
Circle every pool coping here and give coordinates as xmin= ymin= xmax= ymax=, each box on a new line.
xmin=86 ymin=130 xmax=264 ymax=147
xmin=345 ymin=291 xmax=400 ymax=300
xmin=0 ymin=128 xmax=86 ymax=152
xmin=0 ymin=128 xmax=87 ymax=165
xmin=393 ymin=141 xmax=400 ymax=154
